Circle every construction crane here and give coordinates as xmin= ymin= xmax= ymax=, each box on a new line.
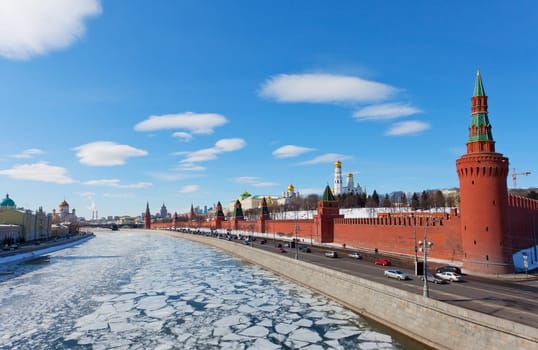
xmin=512 ymin=168 xmax=531 ymax=189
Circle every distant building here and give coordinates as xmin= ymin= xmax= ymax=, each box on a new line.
xmin=333 ymin=161 xmax=362 ymax=195
xmin=53 ymin=199 xmax=78 ymax=224
xmin=0 ymin=194 xmax=52 ymax=242
xmin=160 ymin=203 xmax=168 ymax=219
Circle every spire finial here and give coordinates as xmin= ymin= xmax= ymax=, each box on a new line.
xmin=473 ymin=69 xmax=486 ymax=97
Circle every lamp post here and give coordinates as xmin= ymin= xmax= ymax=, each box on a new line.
xmin=294 ymin=223 xmax=299 ymax=260
xmin=418 ymin=217 xmax=440 ymax=298
xmin=413 ymin=214 xmax=418 ymax=276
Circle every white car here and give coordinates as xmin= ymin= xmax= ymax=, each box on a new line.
xmin=348 ymin=252 xmax=362 ymax=259
xmin=435 ymin=271 xmax=463 ymax=282
xmin=384 ymin=270 xmax=409 ymax=280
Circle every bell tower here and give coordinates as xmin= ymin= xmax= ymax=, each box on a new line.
xmin=456 ymin=70 xmax=511 ymax=274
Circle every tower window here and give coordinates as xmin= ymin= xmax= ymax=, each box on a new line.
xmin=474 ymin=240 xmax=476 ymax=245
xmin=486 ymin=226 xmax=489 ymax=232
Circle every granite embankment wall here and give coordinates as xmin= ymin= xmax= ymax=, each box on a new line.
xmin=157 ymin=230 xmax=537 ymax=350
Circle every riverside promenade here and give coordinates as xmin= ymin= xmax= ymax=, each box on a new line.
xmin=0 ymin=232 xmax=94 ymax=265
xmin=153 ymin=228 xmax=538 ymax=350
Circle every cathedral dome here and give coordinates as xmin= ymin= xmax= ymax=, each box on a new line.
xmin=0 ymin=194 xmax=15 ymax=208
xmin=335 ymin=160 xmax=342 ymax=168
xmin=346 ymin=173 xmax=353 ymax=178
xmin=59 ymin=200 xmax=69 ymax=208
xmin=287 ymin=184 xmax=295 ymax=192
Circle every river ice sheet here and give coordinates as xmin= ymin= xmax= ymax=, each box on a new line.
xmin=0 ymin=231 xmax=405 ymax=349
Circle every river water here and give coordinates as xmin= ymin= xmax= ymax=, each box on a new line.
xmin=0 ymin=231 xmax=425 ymax=349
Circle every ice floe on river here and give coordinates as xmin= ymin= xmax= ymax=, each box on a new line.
xmin=0 ymin=231 xmax=404 ymax=349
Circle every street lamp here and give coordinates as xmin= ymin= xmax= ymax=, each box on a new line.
xmin=418 ymin=217 xmax=441 ymax=298
xmin=413 ymin=214 xmax=418 ymax=275
xmin=249 ymin=224 xmax=254 ymax=247
xmin=294 ymin=223 xmax=299 ymax=260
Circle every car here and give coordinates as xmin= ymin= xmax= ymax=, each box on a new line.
xmin=435 ymin=265 xmax=463 ymax=275
xmin=299 ymin=245 xmax=311 ymax=253
xmin=277 ymin=248 xmax=286 ymax=254
xmin=348 ymin=252 xmax=362 ymax=259
xmin=435 ymin=271 xmax=463 ymax=282
xmin=260 ymin=239 xmax=267 ymax=244
xmin=420 ymin=273 xmax=447 ymax=284
xmin=384 ymin=270 xmax=409 ymax=280
xmin=243 ymin=240 xmax=250 ymax=245
xmin=374 ymin=259 xmax=390 ymax=266
xmin=324 ymin=251 xmax=338 ymax=258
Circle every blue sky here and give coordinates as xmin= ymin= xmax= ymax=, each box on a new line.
xmin=0 ymin=1 xmax=537 ymax=218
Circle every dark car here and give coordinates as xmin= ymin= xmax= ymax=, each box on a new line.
xmin=421 ymin=273 xmax=448 ymax=284
xmin=260 ymin=239 xmax=267 ymax=244
xmin=299 ymin=245 xmax=311 ymax=253
xmin=435 ymin=265 xmax=462 ymax=275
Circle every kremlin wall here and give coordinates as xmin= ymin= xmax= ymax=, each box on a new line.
xmin=150 ymin=71 xmax=538 ymax=275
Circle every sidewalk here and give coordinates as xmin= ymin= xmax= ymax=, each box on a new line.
xmin=0 ymin=232 xmax=94 ymax=265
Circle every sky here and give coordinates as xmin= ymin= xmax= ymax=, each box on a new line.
xmin=0 ymin=1 xmax=537 ymax=218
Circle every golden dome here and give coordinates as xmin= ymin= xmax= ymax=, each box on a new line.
xmin=59 ymin=200 xmax=69 ymax=207
xmin=287 ymin=184 xmax=295 ymax=192
xmin=346 ymin=173 xmax=353 ymax=178
xmin=335 ymin=160 xmax=342 ymax=168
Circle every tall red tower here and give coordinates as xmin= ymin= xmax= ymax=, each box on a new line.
xmin=314 ymin=185 xmax=343 ymax=243
xmin=456 ymin=70 xmax=511 ymax=274
xmin=144 ymin=202 xmax=152 ymax=229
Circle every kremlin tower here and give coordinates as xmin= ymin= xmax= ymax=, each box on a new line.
xmin=456 ymin=70 xmax=511 ymax=274
xmin=144 ymin=202 xmax=151 ymax=229
xmin=333 ymin=160 xmax=342 ymax=195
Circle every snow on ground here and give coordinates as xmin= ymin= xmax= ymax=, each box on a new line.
xmin=0 ymin=231 xmax=403 ymax=349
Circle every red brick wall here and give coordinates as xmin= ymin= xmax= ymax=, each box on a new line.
xmin=333 ymin=215 xmax=463 ymax=263
xmin=507 ymin=194 xmax=538 ymax=252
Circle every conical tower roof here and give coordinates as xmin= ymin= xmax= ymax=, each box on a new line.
xmin=473 ymin=69 xmax=486 ymax=97
xmin=321 ymin=185 xmax=336 ymax=201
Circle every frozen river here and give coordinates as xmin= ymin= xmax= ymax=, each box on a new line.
xmin=0 ymin=231 xmax=422 ymax=349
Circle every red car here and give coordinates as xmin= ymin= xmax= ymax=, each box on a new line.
xmin=374 ymin=259 xmax=390 ymax=266
xmin=277 ymin=248 xmax=287 ymax=254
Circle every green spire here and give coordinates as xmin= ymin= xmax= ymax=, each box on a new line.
xmin=321 ymin=185 xmax=336 ymax=201
xmin=473 ymin=69 xmax=486 ymax=97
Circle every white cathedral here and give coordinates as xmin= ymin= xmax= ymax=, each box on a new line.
xmin=333 ymin=160 xmax=362 ymax=195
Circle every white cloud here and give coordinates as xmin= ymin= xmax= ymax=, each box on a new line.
xmin=172 ymin=131 xmax=193 ymax=142
xmin=134 ymin=112 xmax=228 ymax=134
xmin=259 ymin=73 xmax=397 ymax=103
xmin=354 ymin=103 xmax=422 ymax=121
xmin=0 ymin=162 xmax=73 ymax=184
xmin=179 ymin=184 xmax=199 ymax=193
xmin=302 ymin=153 xmax=350 ymax=165
xmin=175 ymin=164 xmax=206 ymax=172
xmin=180 ymin=138 xmax=246 ymax=164
xmin=12 ymin=148 xmax=44 ymax=159
xmin=0 ymin=0 xmax=101 ymax=60
xmin=273 ymin=145 xmax=315 ymax=158
xmin=233 ymin=176 xmax=278 ymax=187
xmin=385 ymin=120 xmax=430 ymax=136
xmin=74 ymin=141 xmax=148 ymax=166
xmin=83 ymin=179 xmax=152 ymax=188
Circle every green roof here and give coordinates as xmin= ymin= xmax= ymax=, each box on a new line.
xmin=473 ymin=69 xmax=486 ymax=97
xmin=321 ymin=185 xmax=336 ymax=201
xmin=0 ymin=194 xmax=15 ymax=207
